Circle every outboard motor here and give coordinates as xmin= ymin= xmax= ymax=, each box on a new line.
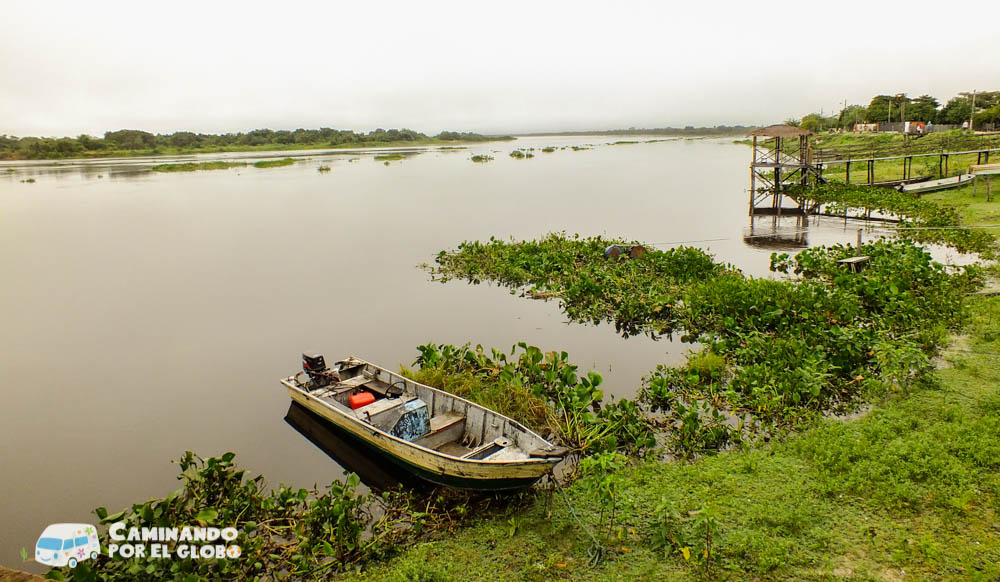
xmin=302 ymin=351 xmax=335 ymax=387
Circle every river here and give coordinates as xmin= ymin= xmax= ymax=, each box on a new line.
xmin=1 ymin=136 xmax=912 ymax=566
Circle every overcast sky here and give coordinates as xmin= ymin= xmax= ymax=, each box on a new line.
xmin=2 ymin=1 xmax=997 ymax=137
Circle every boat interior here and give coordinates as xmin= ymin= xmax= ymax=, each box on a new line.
xmin=300 ymin=358 xmax=554 ymax=462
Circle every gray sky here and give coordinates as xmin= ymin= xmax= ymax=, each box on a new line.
xmin=2 ymin=0 xmax=997 ymax=137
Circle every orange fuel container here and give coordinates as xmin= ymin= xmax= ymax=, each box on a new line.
xmin=350 ymin=391 xmax=375 ymax=409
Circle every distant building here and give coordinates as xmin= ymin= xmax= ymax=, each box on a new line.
xmin=853 ymin=123 xmax=878 ymax=133
xmin=903 ymin=121 xmax=926 ymax=135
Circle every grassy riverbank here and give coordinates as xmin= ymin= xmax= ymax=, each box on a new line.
xmin=348 ymin=310 xmax=1000 ymax=580
xmin=0 ymin=134 xmax=515 ymax=161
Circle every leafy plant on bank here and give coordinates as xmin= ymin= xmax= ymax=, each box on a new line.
xmin=579 ymin=452 xmax=628 ymax=547
xmin=650 ymin=500 xmax=721 ymax=574
xmin=44 ymin=452 xmax=483 ymax=581
xmin=405 ymin=342 xmax=656 ymax=456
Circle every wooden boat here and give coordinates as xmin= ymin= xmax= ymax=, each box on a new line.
xmin=281 ymin=353 xmax=567 ymax=490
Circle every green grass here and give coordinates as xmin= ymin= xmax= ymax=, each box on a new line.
xmin=923 ymin=175 xmax=1000 ymax=235
xmin=401 ymin=365 xmax=553 ymax=435
xmin=812 ymin=129 xmax=999 ymax=152
xmin=820 ymin=152 xmax=983 ymax=184
xmin=347 ymin=293 xmax=1000 ymax=581
xmin=374 ymin=154 xmax=405 ymax=162
xmin=252 ymin=157 xmax=295 ymax=168
xmin=150 ymin=161 xmax=247 ymax=172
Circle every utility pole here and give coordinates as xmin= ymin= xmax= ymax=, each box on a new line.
xmin=970 ymin=90 xmax=977 ymax=132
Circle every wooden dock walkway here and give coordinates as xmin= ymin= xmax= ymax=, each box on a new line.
xmin=748 ymin=125 xmax=999 ymax=216
xmin=816 ymin=147 xmax=1000 ymax=185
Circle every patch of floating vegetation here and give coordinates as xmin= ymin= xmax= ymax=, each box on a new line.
xmin=541 ymin=147 xmax=555 ymax=153
xmin=470 ymin=154 xmax=493 ymax=163
xmin=5 ymin=168 xmax=15 ymax=173
xmin=611 ymin=140 xmax=639 ymax=145
xmin=571 ymin=145 xmax=590 ymax=151
xmin=317 ymin=165 xmax=331 ymax=173
xmin=374 ymin=154 xmax=405 ymax=162
xmin=429 ymin=232 xmax=985 ymax=440
xmin=151 ymin=161 xmax=247 ymax=172
xmin=252 ymin=158 xmax=295 ymax=168
xmin=439 ymin=146 xmax=467 ymax=150
xmin=21 ymin=177 xmax=35 ymax=183
xmin=509 ymin=149 xmax=534 ymax=159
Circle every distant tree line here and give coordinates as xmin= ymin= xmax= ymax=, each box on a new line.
xmin=524 ymin=125 xmax=754 ymax=137
xmin=0 ymin=127 xmax=509 ymax=160
xmin=790 ymin=90 xmax=1000 ymax=132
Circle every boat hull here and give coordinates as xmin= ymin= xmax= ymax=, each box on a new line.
xmin=286 ymin=385 xmax=556 ymax=491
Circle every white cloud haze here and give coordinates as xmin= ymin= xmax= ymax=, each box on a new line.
xmin=1 ymin=0 xmax=997 ymax=136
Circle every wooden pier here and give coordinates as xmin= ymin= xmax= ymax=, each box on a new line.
xmin=815 ymin=147 xmax=999 ymax=186
xmin=748 ymin=125 xmax=823 ymax=216
xmin=748 ymin=125 xmax=1000 ymax=216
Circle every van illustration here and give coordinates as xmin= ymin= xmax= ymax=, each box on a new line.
xmin=35 ymin=523 xmax=100 ymax=568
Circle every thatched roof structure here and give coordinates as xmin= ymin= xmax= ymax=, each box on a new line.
xmin=746 ymin=125 xmax=812 ymax=138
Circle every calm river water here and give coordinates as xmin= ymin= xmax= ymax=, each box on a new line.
xmin=1 ymin=136 xmax=913 ymax=566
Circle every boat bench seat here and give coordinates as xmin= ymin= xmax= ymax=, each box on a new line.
xmin=413 ymin=412 xmax=465 ymax=451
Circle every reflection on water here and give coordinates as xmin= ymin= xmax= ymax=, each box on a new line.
xmin=743 ymin=216 xmax=812 ymax=251
xmin=0 ymin=136 xmax=902 ymax=565
xmin=283 ymin=402 xmax=427 ymax=493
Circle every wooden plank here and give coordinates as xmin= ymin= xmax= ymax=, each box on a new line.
xmin=969 ymin=163 xmax=1000 ymax=175
xmin=901 ymin=173 xmax=975 ymax=193
xmin=413 ymin=413 xmax=466 ymax=451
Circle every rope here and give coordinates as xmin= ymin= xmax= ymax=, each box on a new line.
xmin=554 ymin=480 xmax=605 ymax=566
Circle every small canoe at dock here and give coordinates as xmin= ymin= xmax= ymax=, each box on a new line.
xmin=281 ymin=353 xmax=567 ymax=491
xmin=899 ymin=173 xmax=975 ymax=194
